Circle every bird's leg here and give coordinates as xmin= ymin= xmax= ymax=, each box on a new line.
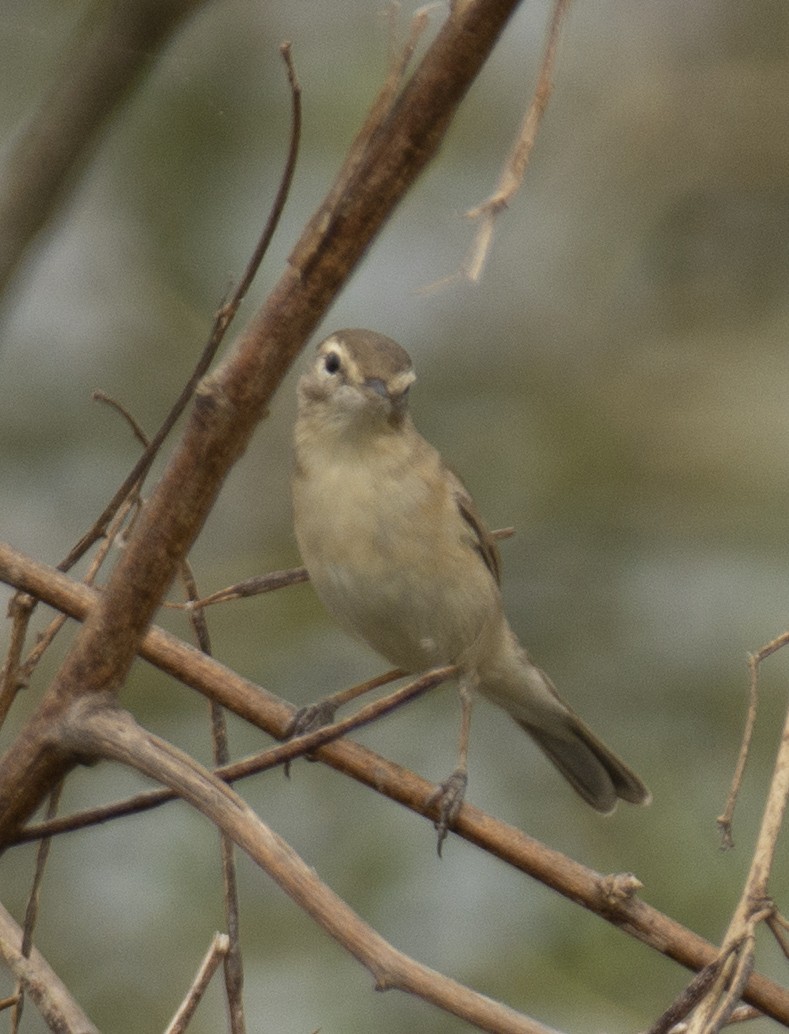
xmin=286 ymin=668 xmax=405 ymax=737
xmin=429 ymin=675 xmax=475 ymax=855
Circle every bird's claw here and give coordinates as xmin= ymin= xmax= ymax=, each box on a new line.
xmin=286 ymin=700 xmax=339 ymax=739
xmin=283 ymin=701 xmax=339 ymax=774
xmin=428 ymin=768 xmax=467 ymax=856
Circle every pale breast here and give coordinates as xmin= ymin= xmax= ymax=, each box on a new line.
xmin=293 ymin=434 xmax=502 ymax=673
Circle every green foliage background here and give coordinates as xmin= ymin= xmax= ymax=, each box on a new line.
xmin=1 ymin=1 xmax=788 ymax=1031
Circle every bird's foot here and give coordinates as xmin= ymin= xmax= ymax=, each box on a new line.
xmin=283 ymin=700 xmax=339 ymax=774
xmin=286 ymin=700 xmax=339 ymax=738
xmin=428 ymin=768 xmax=468 ymax=856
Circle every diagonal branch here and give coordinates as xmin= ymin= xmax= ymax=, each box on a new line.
xmin=0 ymin=903 xmax=100 ymax=1034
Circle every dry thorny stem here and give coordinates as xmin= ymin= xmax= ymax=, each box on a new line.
xmin=653 ymin=631 xmax=789 ymax=1034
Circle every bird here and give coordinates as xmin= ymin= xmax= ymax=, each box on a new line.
xmin=291 ymin=328 xmax=650 ymax=847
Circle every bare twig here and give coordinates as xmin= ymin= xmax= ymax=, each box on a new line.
xmin=0 ymin=593 xmax=35 ymax=728
xmin=179 ymin=561 xmax=246 ymax=1034
xmin=92 ymin=390 xmax=150 ymax=448
xmin=17 ymin=491 xmax=140 ymax=690
xmin=644 ymin=958 xmax=724 ymax=1034
xmin=423 ymin=0 xmax=570 ymax=295
xmin=172 ymin=567 xmax=310 ymax=610
xmin=683 ymin=637 xmax=789 ymax=1033
xmin=59 ymin=42 xmax=302 ymax=574
xmin=173 ymin=530 xmax=513 ymax=612
xmin=16 ymin=665 xmax=454 ymax=842
xmin=463 ymin=0 xmax=570 ymax=281
xmin=0 ymin=903 xmax=100 ymax=1034
xmin=1 ymin=391 xmax=145 ymax=723
xmin=9 ymin=782 xmax=64 ymax=1034
xmin=163 ymin=933 xmax=230 ymax=1034
xmin=718 ymin=631 xmax=789 ymax=848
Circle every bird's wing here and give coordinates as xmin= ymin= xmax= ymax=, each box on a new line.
xmin=452 ymin=480 xmax=502 ymax=586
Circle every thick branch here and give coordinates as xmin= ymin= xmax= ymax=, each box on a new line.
xmin=2 ymin=543 xmax=789 ymax=1026
xmin=0 ymin=0 xmax=525 ymax=841
xmin=0 ymin=0 xmax=208 ymax=296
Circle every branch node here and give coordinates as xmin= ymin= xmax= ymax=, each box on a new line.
xmin=600 ymin=871 xmax=643 ymax=909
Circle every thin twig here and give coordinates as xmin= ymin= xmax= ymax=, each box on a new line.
xmin=423 ymin=0 xmax=570 ymax=294
xmin=58 ymin=42 xmax=301 ymax=575
xmin=17 ymin=492 xmax=140 ymax=689
xmin=92 ymin=390 xmax=150 ymax=448
xmin=0 ymin=593 xmax=35 ymax=729
xmin=684 ymin=636 xmax=789 ymax=1033
xmin=645 ymin=958 xmax=726 ymax=1034
xmin=464 ymin=0 xmax=570 ymax=281
xmin=171 ymin=567 xmax=309 ymax=610
xmin=718 ymin=631 xmax=789 ymax=848
xmin=1 ymin=394 xmax=145 ymax=721
xmin=15 ymin=666 xmax=454 ymax=843
xmin=179 ymin=560 xmax=246 ymax=1034
xmin=173 ymin=529 xmax=514 ymax=612
xmin=163 ymin=933 xmax=230 ymax=1034
xmin=10 ymin=783 xmax=64 ymax=1034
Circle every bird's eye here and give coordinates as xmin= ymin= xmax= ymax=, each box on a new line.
xmin=324 ymin=351 xmax=341 ymax=375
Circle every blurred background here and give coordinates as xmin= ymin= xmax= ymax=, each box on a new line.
xmin=1 ymin=0 xmax=788 ymax=1030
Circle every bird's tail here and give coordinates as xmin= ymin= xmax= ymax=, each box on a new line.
xmin=479 ymin=629 xmax=650 ymax=813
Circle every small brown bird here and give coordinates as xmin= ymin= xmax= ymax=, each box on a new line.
xmin=292 ymin=329 xmax=650 ymax=844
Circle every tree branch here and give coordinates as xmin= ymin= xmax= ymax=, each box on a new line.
xmin=2 ymin=541 xmax=789 ymax=1026
xmin=0 ymin=0 xmax=209 ymax=298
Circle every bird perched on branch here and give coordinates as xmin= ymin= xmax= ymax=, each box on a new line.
xmin=292 ymin=328 xmax=650 ymax=849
